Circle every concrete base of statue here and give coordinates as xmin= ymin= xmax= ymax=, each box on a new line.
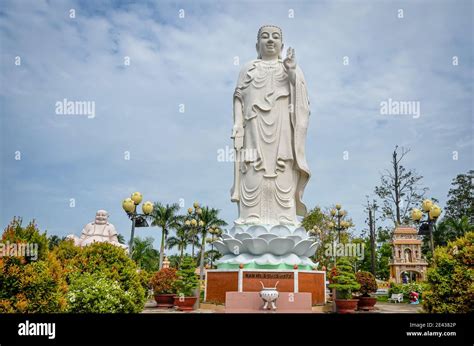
xmin=224 ymin=292 xmax=313 ymax=313
xmin=205 ymin=268 xmax=326 ymax=306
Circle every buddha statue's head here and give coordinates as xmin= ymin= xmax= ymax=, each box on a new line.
xmin=94 ymin=210 xmax=109 ymax=225
xmin=256 ymin=25 xmax=283 ymax=60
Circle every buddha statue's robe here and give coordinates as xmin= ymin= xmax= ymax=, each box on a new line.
xmin=231 ymin=59 xmax=311 ymax=225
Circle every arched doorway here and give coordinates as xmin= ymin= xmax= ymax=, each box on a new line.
xmin=400 ymin=271 xmax=421 ymax=283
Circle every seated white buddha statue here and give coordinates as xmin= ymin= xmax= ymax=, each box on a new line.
xmin=67 ymin=210 xmax=127 ymax=249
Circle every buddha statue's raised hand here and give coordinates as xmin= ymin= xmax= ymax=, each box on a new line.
xmin=283 ymin=47 xmax=296 ymax=70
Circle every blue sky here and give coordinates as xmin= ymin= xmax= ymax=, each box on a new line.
xmin=0 ymin=0 xmax=472 ymax=254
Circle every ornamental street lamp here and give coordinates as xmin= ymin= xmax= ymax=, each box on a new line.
xmin=411 ymin=199 xmax=442 ymax=254
xmin=329 ymin=205 xmax=351 ymax=243
xmin=185 ymin=201 xmax=205 ymax=310
xmin=327 ymin=204 xmax=352 ymax=312
xmin=185 ymin=203 xmax=204 ymax=256
xmin=207 ymin=226 xmax=223 ymax=269
xmin=309 ymin=225 xmax=322 ymax=239
xmin=122 ymin=192 xmax=154 ymax=256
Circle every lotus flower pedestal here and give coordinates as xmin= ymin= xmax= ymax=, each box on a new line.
xmin=213 ymin=224 xmax=318 ymax=270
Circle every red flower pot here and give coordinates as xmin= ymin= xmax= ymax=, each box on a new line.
xmin=173 ymin=296 xmax=197 ymax=311
xmin=335 ymin=299 xmax=359 ymax=313
xmin=154 ymin=294 xmax=176 ymax=308
xmin=357 ymin=296 xmax=377 ymax=311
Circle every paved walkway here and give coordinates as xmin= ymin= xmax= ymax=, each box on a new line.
xmin=373 ymin=302 xmax=423 ymax=313
xmin=142 ymin=300 xmax=216 ymax=313
xmin=142 ymin=300 xmax=423 ymax=313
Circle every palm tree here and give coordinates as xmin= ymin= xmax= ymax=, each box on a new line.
xmin=446 ymin=216 xmax=473 ymax=235
xmin=188 ymin=228 xmax=200 ymax=258
xmin=47 ymin=235 xmax=64 ymax=250
xmin=205 ymin=249 xmax=222 ymax=268
xmin=206 ymin=227 xmax=223 ymax=268
xmin=167 ymin=225 xmax=189 ymax=264
xmin=150 ymin=202 xmax=182 ymax=269
xmin=131 ymin=237 xmax=160 ymax=272
xmin=117 ymin=234 xmax=126 ymax=245
xmin=434 ymin=216 xmax=473 ymax=246
xmin=196 ymin=248 xmax=223 ymax=269
xmin=197 ymin=207 xmax=227 ymax=281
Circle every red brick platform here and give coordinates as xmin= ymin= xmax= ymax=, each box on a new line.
xmin=205 ymin=269 xmax=326 ymax=305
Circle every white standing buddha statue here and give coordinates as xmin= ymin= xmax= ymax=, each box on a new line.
xmin=215 ymin=25 xmax=317 ymax=270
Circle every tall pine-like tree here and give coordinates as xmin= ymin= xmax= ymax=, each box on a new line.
xmin=445 ymin=170 xmax=474 ymax=223
xmin=375 ymin=146 xmax=428 ymax=226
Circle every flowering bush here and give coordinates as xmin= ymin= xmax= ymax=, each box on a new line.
xmin=388 ymin=282 xmax=429 ymax=298
xmin=67 ymin=273 xmax=138 ymax=313
xmin=423 ymin=232 xmax=474 ymax=313
xmin=150 ymin=268 xmax=177 ymax=295
xmin=356 ymin=271 xmax=378 ymax=297
xmin=69 ymin=242 xmax=146 ymax=312
xmin=388 ymin=282 xmax=428 ymax=298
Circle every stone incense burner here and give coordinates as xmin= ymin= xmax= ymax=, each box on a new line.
xmin=259 ymin=281 xmax=280 ymax=311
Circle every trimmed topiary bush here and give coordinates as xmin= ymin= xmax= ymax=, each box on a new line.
xmin=174 ymin=257 xmax=198 ymax=297
xmin=328 ymin=257 xmax=360 ymax=299
xmin=356 ymin=271 xmax=378 ymax=297
xmin=423 ymin=231 xmax=474 ymax=313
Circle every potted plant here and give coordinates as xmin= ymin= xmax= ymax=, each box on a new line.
xmin=150 ymin=268 xmax=177 ymax=308
xmin=328 ymin=257 xmax=360 ymax=313
xmin=173 ymin=257 xmax=199 ymax=311
xmin=355 ymin=271 xmax=378 ymax=311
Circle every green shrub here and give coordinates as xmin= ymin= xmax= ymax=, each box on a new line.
xmin=137 ymin=269 xmax=153 ymax=297
xmin=328 ymin=257 xmax=360 ymax=299
xmin=67 ymin=273 xmax=138 ymax=313
xmin=423 ymin=232 xmax=474 ymax=313
xmin=52 ymin=238 xmax=81 ymax=263
xmin=174 ymin=257 xmax=198 ymax=297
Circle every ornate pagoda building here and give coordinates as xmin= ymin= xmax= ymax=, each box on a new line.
xmin=389 ymin=226 xmax=428 ymax=283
